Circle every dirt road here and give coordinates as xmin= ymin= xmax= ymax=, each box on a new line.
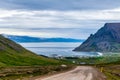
xmin=35 ymin=66 xmax=106 ymax=80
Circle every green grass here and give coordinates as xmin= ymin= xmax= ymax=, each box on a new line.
xmin=0 ymin=35 xmax=73 ymax=79
xmin=0 ymin=50 xmax=61 ymax=67
xmin=65 ymin=54 xmax=120 ymax=65
xmin=0 ymin=35 xmax=67 ymax=67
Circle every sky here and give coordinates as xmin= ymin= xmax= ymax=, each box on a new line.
xmin=0 ymin=0 xmax=120 ymax=39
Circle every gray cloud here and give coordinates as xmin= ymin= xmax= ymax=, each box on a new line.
xmin=0 ymin=9 xmax=120 ymax=39
xmin=0 ymin=0 xmax=120 ymax=10
xmin=0 ymin=0 xmax=120 ymax=39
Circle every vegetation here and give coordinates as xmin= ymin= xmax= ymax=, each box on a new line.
xmin=101 ymin=65 xmax=120 ymax=80
xmin=96 ymin=54 xmax=120 ymax=80
xmin=0 ymin=50 xmax=61 ymax=66
xmin=0 ymin=35 xmax=120 ymax=79
xmin=0 ymin=35 xmax=73 ymax=79
xmin=0 ymin=35 xmax=61 ymax=67
xmin=65 ymin=53 xmax=120 ymax=80
xmin=0 ymin=65 xmax=73 ymax=80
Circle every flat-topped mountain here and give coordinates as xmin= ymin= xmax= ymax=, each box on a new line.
xmin=2 ymin=34 xmax=84 ymax=43
xmin=73 ymin=23 xmax=120 ymax=52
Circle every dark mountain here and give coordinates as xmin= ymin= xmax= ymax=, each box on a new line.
xmin=73 ymin=23 xmax=120 ymax=52
xmin=3 ymin=34 xmax=84 ymax=43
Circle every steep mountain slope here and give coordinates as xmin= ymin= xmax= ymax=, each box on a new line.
xmin=73 ymin=23 xmax=120 ymax=52
xmin=0 ymin=35 xmax=59 ymax=66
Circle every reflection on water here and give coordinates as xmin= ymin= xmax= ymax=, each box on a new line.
xmin=20 ymin=42 xmax=102 ymax=57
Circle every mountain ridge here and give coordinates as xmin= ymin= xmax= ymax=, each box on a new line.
xmin=73 ymin=23 xmax=120 ymax=52
xmin=3 ymin=34 xmax=84 ymax=43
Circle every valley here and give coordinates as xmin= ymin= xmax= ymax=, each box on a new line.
xmin=0 ymin=23 xmax=120 ymax=80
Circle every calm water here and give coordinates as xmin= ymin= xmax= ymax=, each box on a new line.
xmin=20 ymin=42 xmax=101 ymax=57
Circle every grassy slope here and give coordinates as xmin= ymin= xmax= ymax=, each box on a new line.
xmin=0 ymin=35 xmax=61 ymax=67
xmin=0 ymin=50 xmax=60 ymax=66
xmin=0 ymin=35 xmax=73 ymax=79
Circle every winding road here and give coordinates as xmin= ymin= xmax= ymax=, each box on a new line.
xmin=35 ymin=66 xmax=106 ymax=80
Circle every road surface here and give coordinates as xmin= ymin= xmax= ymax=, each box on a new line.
xmin=35 ymin=66 xmax=106 ymax=80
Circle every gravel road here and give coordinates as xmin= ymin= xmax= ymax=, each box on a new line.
xmin=35 ymin=66 xmax=106 ymax=80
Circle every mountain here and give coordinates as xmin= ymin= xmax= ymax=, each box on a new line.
xmin=0 ymin=35 xmax=60 ymax=66
xmin=3 ymin=34 xmax=84 ymax=43
xmin=73 ymin=23 xmax=120 ymax=52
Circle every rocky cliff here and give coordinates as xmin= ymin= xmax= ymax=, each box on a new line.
xmin=73 ymin=23 xmax=120 ymax=52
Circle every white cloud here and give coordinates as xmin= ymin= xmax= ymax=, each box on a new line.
xmin=0 ymin=8 xmax=120 ymax=38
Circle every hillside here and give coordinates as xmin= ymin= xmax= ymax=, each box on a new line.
xmin=0 ymin=35 xmax=60 ymax=66
xmin=3 ymin=34 xmax=84 ymax=43
xmin=73 ymin=23 xmax=120 ymax=52
xmin=0 ymin=35 xmax=74 ymax=79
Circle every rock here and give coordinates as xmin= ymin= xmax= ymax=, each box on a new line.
xmin=73 ymin=23 xmax=120 ymax=52
xmin=61 ymin=64 xmax=67 ymax=68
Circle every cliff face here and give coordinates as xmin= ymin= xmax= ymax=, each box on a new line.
xmin=73 ymin=23 xmax=120 ymax=52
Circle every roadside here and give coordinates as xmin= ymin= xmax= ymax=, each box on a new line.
xmin=0 ymin=65 xmax=74 ymax=80
xmin=98 ymin=65 xmax=120 ymax=80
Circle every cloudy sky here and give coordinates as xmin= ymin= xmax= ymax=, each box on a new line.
xmin=0 ymin=0 xmax=120 ymax=39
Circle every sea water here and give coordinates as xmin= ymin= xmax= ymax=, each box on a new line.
xmin=20 ymin=42 xmax=101 ymax=57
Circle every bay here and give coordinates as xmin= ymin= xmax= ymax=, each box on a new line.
xmin=20 ymin=42 xmax=101 ymax=57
